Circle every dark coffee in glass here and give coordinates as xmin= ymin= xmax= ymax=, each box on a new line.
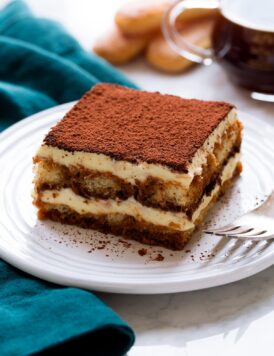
xmin=163 ymin=0 xmax=274 ymax=99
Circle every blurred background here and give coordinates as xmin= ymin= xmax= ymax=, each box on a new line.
xmin=3 ymin=0 xmax=271 ymax=124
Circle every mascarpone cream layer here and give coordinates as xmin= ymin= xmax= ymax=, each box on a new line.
xmin=36 ymin=109 xmax=238 ymax=186
xmin=39 ymin=153 xmax=240 ymax=232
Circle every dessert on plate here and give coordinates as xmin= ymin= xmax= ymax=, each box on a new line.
xmin=33 ymin=84 xmax=242 ymax=250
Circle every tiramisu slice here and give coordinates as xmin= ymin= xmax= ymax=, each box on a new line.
xmin=33 ymin=84 xmax=242 ymax=250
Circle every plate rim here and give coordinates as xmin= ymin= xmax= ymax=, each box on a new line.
xmin=1 ymin=103 xmax=274 ymax=294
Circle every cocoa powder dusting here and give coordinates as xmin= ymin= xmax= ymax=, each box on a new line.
xmin=44 ymin=84 xmax=234 ymax=172
xmin=138 ymin=248 xmax=147 ymax=256
xmin=153 ymin=253 xmax=164 ymax=261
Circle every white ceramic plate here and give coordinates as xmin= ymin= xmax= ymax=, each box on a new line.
xmin=1 ymin=103 xmax=274 ymax=294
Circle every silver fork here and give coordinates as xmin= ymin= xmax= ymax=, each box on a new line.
xmin=204 ymin=191 xmax=274 ymax=241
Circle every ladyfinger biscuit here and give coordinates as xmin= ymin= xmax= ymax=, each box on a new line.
xmin=115 ymin=0 xmax=217 ymax=36
xmin=146 ymin=16 xmax=214 ymax=73
xmin=93 ymin=25 xmax=147 ymax=65
xmin=115 ymin=0 xmax=173 ymax=36
xmin=177 ymin=7 xmax=219 ymax=23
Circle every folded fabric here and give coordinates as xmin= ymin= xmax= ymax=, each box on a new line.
xmin=0 ymin=261 xmax=134 ymax=356
xmin=0 ymin=0 xmax=137 ymax=130
xmin=0 ymin=1 xmax=136 ymax=355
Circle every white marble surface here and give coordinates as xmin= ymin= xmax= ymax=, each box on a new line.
xmin=102 ymin=267 xmax=274 ymax=355
xmin=14 ymin=0 xmax=274 ymax=354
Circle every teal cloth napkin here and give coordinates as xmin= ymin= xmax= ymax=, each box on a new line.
xmin=0 ymin=1 xmax=136 ymax=355
xmin=0 ymin=0 xmax=137 ymax=131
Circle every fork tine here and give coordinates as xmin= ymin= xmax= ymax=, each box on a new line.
xmin=220 ymin=226 xmax=254 ymax=235
xmin=212 ymin=227 xmax=267 ymax=237
xmin=205 ymin=232 xmax=274 ymax=241
xmin=205 ymin=225 xmax=252 ymax=235
xmin=223 ymin=233 xmax=273 ymax=241
xmin=246 ymin=231 xmax=274 ymax=239
xmin=240 ymin=229 xmax=267 ymax=236
xmin=210 ymin=230 xmax=274 ymax=241
xmin=204 ymin=224 xmax=240 ymax=234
